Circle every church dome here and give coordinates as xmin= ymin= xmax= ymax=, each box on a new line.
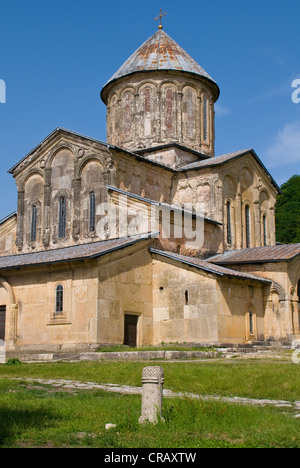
xmin=101 ymin=29 xmax=219 ymax=103
xmin=101 ymin=28 xmax=219 ymax=156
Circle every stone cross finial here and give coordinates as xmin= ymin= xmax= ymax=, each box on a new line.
xmin=139 ymin=366 xmax=165 ymax=424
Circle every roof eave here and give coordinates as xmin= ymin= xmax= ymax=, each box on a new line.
xmin=150 ymin=248 xmax=271 ymax=284
xmin=100 ymin=69 xmax=220 ymax=105
xmin=181 ymin=148 xmax=281 ymax=194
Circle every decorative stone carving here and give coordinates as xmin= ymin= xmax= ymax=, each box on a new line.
xmin=139 ymin=366 xmax=165 ymax=424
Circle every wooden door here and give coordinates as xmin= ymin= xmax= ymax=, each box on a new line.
xmin=0 ymin=306 xmax=6 ymax=341
xmin=124 ymin=314 xmax=138 ymax=348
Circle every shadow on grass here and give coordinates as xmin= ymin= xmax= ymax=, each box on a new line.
xmin=0 ymin=407 xmax=59 ymax=447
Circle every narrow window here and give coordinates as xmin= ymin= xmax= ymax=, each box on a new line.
xmin=249 ymin=310 xmax=254 ymax=335
xmin=58 ymin=197 xmax=66 ymax=239
xmin=89 ymin=192 xmax=96 ymax=232
xmin=185 ymin=290 xmax=189 ymax=305
xmin=263 ymin=214 xmax=267 ymax=247
xmin=245 ymin=205 xmax=251 ymax=248
xmin=31 ymin=205 xmax=37 ymax=242
xmin=55 ymin=285 xmax=64 ymax=315
xmin=226 ymin=201 xmax=232 ymax=245
xmin=203 ymin=97 xmax=208 ymax=141
xmin=297 ymin=279 xmax=300 ymax=304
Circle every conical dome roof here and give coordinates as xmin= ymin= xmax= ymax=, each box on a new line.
xmin=101 ymin=29 xmax=219 ymax=103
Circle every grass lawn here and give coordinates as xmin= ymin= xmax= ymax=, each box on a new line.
xmin=0 ymin=358 xmax=299 ymax=448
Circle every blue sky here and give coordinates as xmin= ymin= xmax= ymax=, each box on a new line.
xmin=0 ymin=0 xmax=299 ymax=220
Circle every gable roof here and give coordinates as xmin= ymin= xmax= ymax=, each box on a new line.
xmin=180 ymin=149 xmax=281 ymax=193
xmin=7 ymin=128 xmax=280 ymax=195
xmin=0 ymin=211 xmax=17 ymax=226
xmin=150 ymin=248 xmax=271 ymax=284
xmin=0 ymin=233 xmax=156 ymax=271
xmin=7 ymin=127 xmax=179 ymax=176
xmin=208 ymin=244 xmax=300 ymax=265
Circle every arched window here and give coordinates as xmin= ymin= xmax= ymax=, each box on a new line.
xmin=31 ymin=205 xmax=37 ymax=242
xmin=55 ymin=284 xmax=63 ymax=315
xmin=262 ymin=214 xmax=267 ymax=247
xmin=297 ymin=279 xmax=300 ymax=304
xmin=203 ymin=97 xmax=208 ymax=142
xmin=245 ymin=205 xmax=251 ymax=248
xmin=58 ymin=197 xmax=66 ymax=239
xmin=249 ymin=310 xmax=254 ymax=335
xmin=89 ymin=192 xmax=96 ymax=232
xmin=226 ymin=201 xmax=232 ymax=245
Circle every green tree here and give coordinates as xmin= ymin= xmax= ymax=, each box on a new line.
xmin=275 ymin=175 xmax=300 ymax=244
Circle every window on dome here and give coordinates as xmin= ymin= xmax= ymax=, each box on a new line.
xmin=203 ymin=97 xmax=208 ymax=141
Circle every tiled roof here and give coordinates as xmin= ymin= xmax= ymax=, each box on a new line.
xmin=208 ymin=244 xmax=300 ymax=265
xmin=150 ymin=248 xmax=271 ymax=284
xmin=101 ymin=29 xmax=219 ymax=102
xmin=179 ymin=149 xmax=251 ymax=171
xmin=0 ymin=233 xmax=155 ymax=270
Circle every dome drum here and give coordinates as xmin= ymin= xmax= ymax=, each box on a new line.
xmin=101 ymin=29 xmax=219 ymax=157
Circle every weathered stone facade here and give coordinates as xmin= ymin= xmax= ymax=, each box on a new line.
xmin=0 ymin=27 xmax=298 ymax=358
xmin=101 ymin=29 xmax=219 ymax=158
xmin=103 ymin=71 xmax=217 ymax=158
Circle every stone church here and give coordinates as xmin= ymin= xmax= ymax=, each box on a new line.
xmin=0 ymin=24 xmax=299 ymax=359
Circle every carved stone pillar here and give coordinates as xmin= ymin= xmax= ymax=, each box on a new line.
xmin=177 ymin=91 xmax=183 ymax=144
xmin=139 ymin=366 xmax=165 ymax=424
xmin=235 ymin=193 xmax=243 ymax=249
xmin=156 ymin=90 xmax=162 ymax=144
xmin=196 ymin=95 xmax=202 ymax=148
xmin=209 ymin=101 xmax=214 ymax=156
xmin=72 ymin=178 xmax=81 ymax=241
xmin=16 ymin=190 xmax=24 ymax=251
xmin=253 ymin=200 xmax=261 ymax=247
xmin=42 ymin=168 xmax=52 ymax=247
xmin=269 ymin=206 xmax=276 ymax=245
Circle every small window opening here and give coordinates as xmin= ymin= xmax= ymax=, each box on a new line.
xmin=245 ymin=205 xmax=251 ymax=248
xmin=203 ymin=97 xmax=208 ymax=141
xmin=263 ymin=214 xmax=267 ymax=247
xmin=185 ymin=290 xmax=189 ymax=305
xmin=58 ymin=197 xmax=66 ymax=239
xmin=89 ymin=192 xmax=96 ymax=232
xmin=31 ymin=205 xmax=37 ymax=242
xmin=55 ymin=284 xmax=64 ymax=315
xmin=249 ymin=310 xmax=254 ymax=335
xmin=226 ymin=201 xmax=232 ymax=245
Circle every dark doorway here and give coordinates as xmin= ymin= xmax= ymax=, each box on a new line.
xmin=124 ymin=314 xmax=138 ymax=347
xmin=0 ymin=306 xmax=6 ymax=341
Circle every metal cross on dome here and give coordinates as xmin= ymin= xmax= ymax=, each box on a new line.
xmin=155 ymin=8 xmax=167 ymax=29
